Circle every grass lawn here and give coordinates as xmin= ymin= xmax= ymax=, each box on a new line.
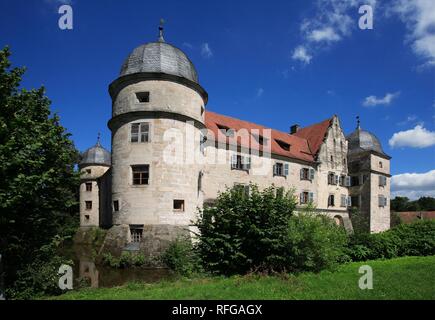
xmin=50 ymin=256 xmax=435 ymax=300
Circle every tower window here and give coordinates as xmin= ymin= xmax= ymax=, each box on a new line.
xmin=85 ymin=182 xmax=92 ymax=192
xmin=85 ymin=215 xmax=90 ymax=221
xmin=201 ymin=105 xmax=205 ymax=116
xmin=113 ymin=200 xmax=119 ymax=212
xmin=86 ymin=169 xmax=91 ymax=174
xmin=379 ymin=161 xmax=383 ymax=168
xmin=173 ymin=200 xmax=185 ymax=212
xmin=131 ymin=123 xmax=150 ymax=143
xmin=136 ymin=92 xmax=150 ymax=103
xmin=132 ymin=165 xmax=149 ymax=185
xmin=85 ymin=201 xmax=92 ymax=210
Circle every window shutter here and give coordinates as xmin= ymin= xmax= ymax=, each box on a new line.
xmin=345 ymin=176 xmax=351 ymax=187
xmin=245 ymin=156 xmax=251 ymax=170
xmin=379 ymin=196 xmax=383 ymax=207
xmin=341 ymin=195 xmax=345 ymax=207
xmin=335 ymin=175 xmax=339 ymax=185
xmin=231 ymin=154 xmax=237 ymax=169
xmin=284 ymin=163 xmax=289 ymax=176
xmin=273 ymin=164 xmax=277 ymax=176
xmin=347 ymin=196 xmax=352 ymax=207
xmin=309 ymin=168 xmax=315 ymax=180
xmin=309 ymin=192 xmax=314 ymax=203
xmin=300 ymin=169 xmax=304 ymax=180
xmin=300 ymin=192 xmax=303 ymax=204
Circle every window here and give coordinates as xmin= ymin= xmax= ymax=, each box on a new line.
xmin=200 ymin=132 xmax=206 ymax=155
xmin=132 ymin=165 xmax=149 ymax=185
xmin=86 ymin=169 xmax=91 ymax=174
xmin=379 ymin=175 xmax=387 ymax=187
xmin=198 ymin=171 xmax=203 ymax=194
xmin=275 ymin=139 xmax=290 ymax=151
xmin=85 ymin=182 xmax=92 ymax=192
xmin=274 ymin=162 xmax=289 ymax=177
xmin=300 ymin=192 xmax=314 ymax=205
xmin=136 ymin=91 xmax=150 ymax=103
xmin=85 ymin=215 xmax=90 ymax=221
xmin=351 ymin=176 xmax=360 ymax=186
xmin=379 ymin=195 xmax=387 ymax=207
xmin=234 ymin=183 xmax=250 ymax=197
xmin=217 ymin=124 xmax=234 ymax=137
xmin=340 ymin=195 xmax=347 ymax=207
xmin=343 ymin=158 xmax=346 ymax=166
xmin=379 ymin=161 xmax=383 ymax=168
xmin=131 ymin=123 xmax=150 ymax=143
xmin=328 ymin=195 xmax=335 ymax=207
xmin=85 ymin=201 xmax=92 ymax=210
xmin=113 ymin=200 xmax=119 ymax=212
xmin=130 ymin=225 xmax=143 ymax=243
xmin=231 ymin=154 xmax=251 ymax=171
xmin=330 ymin=155 xmax=334 ymax=168
xmin=173 ymin=200 xmax=185 ymax=212
xmin=201 ymin=105 xmax=205 ymax=116
xmin=300 ymin=168 xmax=315 ymax=181
xmin=328 ymin=172 xmax=338 ymax=185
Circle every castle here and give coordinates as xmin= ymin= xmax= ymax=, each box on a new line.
xmin=78 ymin=26 xmax=391 ymax=253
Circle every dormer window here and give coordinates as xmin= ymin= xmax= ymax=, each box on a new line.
xmin=136 ymin=92 xmax=150 ymax=103
xmin=275 ymin=139 xmax=290 ymax=151
xmin=217 ymin=124 xmax=234 ymax=137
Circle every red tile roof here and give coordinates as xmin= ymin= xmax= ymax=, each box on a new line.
xmin=293 ymin=118 xmax=332 ymax=156
xmin=205 ymin=111 xmax=332 ymax=163
xmin=396 ymin=211 xmax=435 ymax=224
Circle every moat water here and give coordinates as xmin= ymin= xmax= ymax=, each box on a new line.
xmin=62 ymin=244 xmax=173 ymax=289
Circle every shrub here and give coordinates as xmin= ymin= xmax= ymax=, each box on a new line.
xmin=285 ymin=212 xmax=349 ymax=272
xmin=161 ymin=237 xmax=203 ymax=277
xmin=346 ymin=220 xmax=435 ymax=261
xmin=5 ymin=236 xmax=73 ymax=300
xmin=102 ymin=252 xmax=153 ymax=268
xmin=195 ymin=184 xmax=297 ymax=275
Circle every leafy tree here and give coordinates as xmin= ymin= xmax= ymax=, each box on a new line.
xmin=391 ymin=196 xmax=411 ymax=212
xmin=195 ymin=184 xmax=297 ymax=275
xmin=391 ymin=196 xmax=435 ymax=212
xmin=0 ymin=47 xmax=80 ymax=289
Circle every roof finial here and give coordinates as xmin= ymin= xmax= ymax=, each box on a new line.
xmin=96 ymin=132 xmax=101 ymax=146
xmin=356 ymin=116 xmax=361 ymax=130
xmin=158 ymin=18 xmax=165 ymax=42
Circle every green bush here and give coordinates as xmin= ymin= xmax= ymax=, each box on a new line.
xmin=347 ymin=220 xmax=435 ymax=261
xmin=161 ymin=237 xmax=203 ymax=277
xmin=5 ymin=236 xmax=73 ymax=300
xmin=195 ymin=184 xmax=297 ymax=275
xmin=285 ymin=212 xmax=349 ymax=272
xmin=102 ymin=251 xmax=158 ymax=268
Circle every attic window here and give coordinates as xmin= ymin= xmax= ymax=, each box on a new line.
xmin=253 ymin=134 xmax=268 ymax=146
xmin=217 ymin=124 xmax=234 ymax=137
xmin=136 ymin=92 xmax=150 ymax=103
xmin=275 ymin=139 xmax=290 ymax=151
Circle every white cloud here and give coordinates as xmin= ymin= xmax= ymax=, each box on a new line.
xmin=292 ymin=46 xmax=312 ymax=64
xmin=392 ymin=170 xmax=435 ymax=199
xmin=307 ymin=27 xmax=341 ymax=42
xmin=292 ymin=0 xmax=376 ymax=63
xmin=390 ymin=0 xmax=435 ymax=67
xmin=362 ymin=92 xmax=400 ymax=107
xmin=256 ymin=88 xmax=264 ymax=98
xmin=389 ymin=125 xmax=435 ymax=148
xmin=182 ymin=42 xmax=193 ymax=49
xmin=201 ymin=43 xmax=213 ymax=58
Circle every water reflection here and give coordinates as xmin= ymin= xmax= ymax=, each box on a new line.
xmin=68 ymin=244 xmax=172 ymax=289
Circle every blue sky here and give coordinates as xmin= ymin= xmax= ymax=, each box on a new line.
xmin=0 ymin=0 xmax=434 ymax=198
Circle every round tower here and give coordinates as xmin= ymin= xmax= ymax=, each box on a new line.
xmin=108 ymin=23 xmax=208 ymax=246
xmin=79 ymin=136 xmax=111 ymax=227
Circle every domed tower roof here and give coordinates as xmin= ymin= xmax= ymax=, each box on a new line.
xmin=79 ymin=136 xmax=111 ymax=168
xmin=119 ymin=21 xmax=198 ymax=83
xmin=346 ymin=117 xmax=388 ymax=157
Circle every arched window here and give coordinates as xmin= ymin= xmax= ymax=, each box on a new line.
xmin=379 ymin=161 xmax=383 ymax=168
xmin=334 ymin=215 xmax=344 ymax=227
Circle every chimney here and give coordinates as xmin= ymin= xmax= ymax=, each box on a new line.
xmin=290 ymin=124 xmax=300 ymax=134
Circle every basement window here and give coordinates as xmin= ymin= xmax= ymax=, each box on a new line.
xmin=85 ymin=182 xmax=92 ymax=192
xmin=173 ymin=200 xmax=185 ymax=212
xmin=136 ymin=92 xmax=150 ymax=103
xmin=130 ymin=225 xmax=144 ymax=243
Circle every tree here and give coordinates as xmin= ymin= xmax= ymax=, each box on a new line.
xmin=0 ymin=47 xmax=80 ymax=288
xmin=391 ymin=196 xmax=410 ymax=212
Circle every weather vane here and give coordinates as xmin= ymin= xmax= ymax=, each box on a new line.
xmin=158 ymin=18 xmax=165 ymax=42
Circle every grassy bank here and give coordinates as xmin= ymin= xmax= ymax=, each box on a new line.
xmin=50 ymin=256 xmax=435 ymax=300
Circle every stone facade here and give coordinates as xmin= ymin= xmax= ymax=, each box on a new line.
xmin=78 ymin=33 xmax=391 ymax=256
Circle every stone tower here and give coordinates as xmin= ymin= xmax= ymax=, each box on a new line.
xmin=79 ymin=136 xmax=111 ymax=227
xmin=107 ymin=24 xmax=208 ymax=249
xmin=347 ymin=119 xmax=391 ymax=233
